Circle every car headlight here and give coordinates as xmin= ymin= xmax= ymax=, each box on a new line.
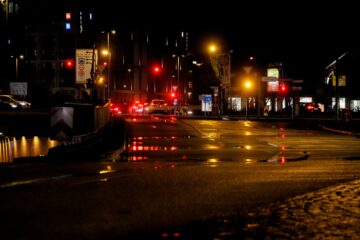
xmin=10 ymin=103 xmax=18 ymax=108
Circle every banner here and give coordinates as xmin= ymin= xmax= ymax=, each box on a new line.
xmin=76 ymin=49 xmax=97 ymax=84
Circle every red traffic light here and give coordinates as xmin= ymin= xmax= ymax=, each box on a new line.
xmin=152 ymin=65 xmax=161 ymax=74
xmin=170 ymin=92 xmax=176 ymax=98
xmin=279 ymin=82 xmax=287 ymax=93
xmin=64 ymin=59 xmax=74 ymax=69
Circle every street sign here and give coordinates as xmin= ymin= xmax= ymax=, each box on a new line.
xmin=292 ymin=86 xmax=302 ymax=91
xmin=50 ymin=107 xmax=74 ymax=141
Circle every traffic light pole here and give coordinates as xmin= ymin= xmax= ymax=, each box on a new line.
xmin=106 ymin=32 xmax=111 ymax=102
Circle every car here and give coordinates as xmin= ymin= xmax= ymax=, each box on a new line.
xmin=299 ymin=102 xmax=321 ymax=115
xmin=146 ymin=99 xmax=172 ymax=114
xmin=0 ymin=95 xmax=31 ymax=110
xmin=110 ymin=102 xmax=122 ymax=115
xmin=305 ymin=103 xmax=321 ymax=113
xmin=128 ymin=100 xmax=145 ymax=115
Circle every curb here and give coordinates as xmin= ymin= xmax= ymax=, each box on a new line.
xmin=318 ymin=124 xmax=358 ymax=135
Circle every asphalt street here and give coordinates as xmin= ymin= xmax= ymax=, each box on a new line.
xmin=2 ymin=117 xmax=360 ymax=239
xmin=172 ymin=121 xmax=360 ymax=239
xmin=126 ymin=118 xmax=360 ymax=239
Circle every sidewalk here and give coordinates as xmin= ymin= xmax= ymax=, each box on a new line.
xmin=167 ymin=179 xmax=360 ymax=239
xmin=319 ymin=119 xmax=360 ymax=136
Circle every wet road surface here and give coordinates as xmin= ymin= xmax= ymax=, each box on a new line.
xmin=1 ymin=116 xmax=360 ymax=239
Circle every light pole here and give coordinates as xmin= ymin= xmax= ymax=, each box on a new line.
xmin=325 ymin=51 xmax=348 ymax=122
xmin=13 ymin=54 xmax=24 ymax=81
xmin=207 ymin=43 xmax=231 ymax=115
xmin=172 ymin=54 xmax=185 ymax=103
xmin=244 ymin=80 xmax=252 ymax=119
xmin=106 ymin=32 xmax=111 ymax=101
xmin=102 ymin=30 xmax=115 ymax=102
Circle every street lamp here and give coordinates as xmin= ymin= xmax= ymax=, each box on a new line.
xmin=207 ymin=43 xmax=231 ymax=115
xmin=102 ymin=30 xmax=116 ymax=102
xmin=15 ymin=54 xmax=24 ymax=81
xmin=326 ymin=51 xmax=348 ymax=122
xmin=244 ymin=79 xmax=252 ymax=119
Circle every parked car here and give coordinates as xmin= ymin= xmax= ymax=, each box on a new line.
xmin=300 ymin=102 xmax=321 ymax=115
xmin=0 ymin=95 xmax=31 ymax=110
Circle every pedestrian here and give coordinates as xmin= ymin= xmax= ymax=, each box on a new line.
xmin=264 ymin=105 xmax=269 ymax=117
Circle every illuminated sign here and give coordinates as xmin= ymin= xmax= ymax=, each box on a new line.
xmin=267 ymin=81 xmax=279 ymax=92
xmin=267 ymin=68 xmax=279 ymax=78
xmin=65 ymin=22 xmax=71 ymax=30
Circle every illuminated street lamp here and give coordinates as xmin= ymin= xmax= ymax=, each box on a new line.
xmin=207 ymin=42 xmax=231 ymax=115
xmin=15 ymin=54 xmax=25 ymax=81
xmin=244 ymin=79 xmax=253 ymax=119
xmin=208 ymin=44 xmax=217 ymax=53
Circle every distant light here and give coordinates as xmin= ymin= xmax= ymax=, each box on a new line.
xmin=208 ymin=44 xmax=217 ymax=53
xmin=64 ymin=59 xmax=74 ymax=69
xmin=89 ymin=13 xmax=93 ymax=20
xmin=65 ymin=22 xmax=71 ymax=30
xmin=65 ymin=12 xmax=71 ymax=20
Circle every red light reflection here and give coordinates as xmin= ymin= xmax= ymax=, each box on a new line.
xmin=128 ymin=156 xmax=149 ymax=161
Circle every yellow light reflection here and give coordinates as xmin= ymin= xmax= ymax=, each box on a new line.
xmin=244 ymin=145 xmax=252 ymax=150
xmin=206 ymin=158 xmax=219 ymax=167
xmin=245 ymin=158 xmax=255 ymax=164
xmin=99 ymin=165 xmax=114 ymax=174
xmin=245 ymin=131 xmax=251 ymax=135
xmin=244 ymin=121 xmax=251 ymax=127
xmin=20 ymin=136 xmax=27 ymax=156
xmin=207 ymin=158 xmax=218 ymax=163
xmin=205 ymin=144 xmax=219 ymax=150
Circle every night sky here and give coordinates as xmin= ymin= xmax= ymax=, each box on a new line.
xmin=26 ymin=0 xmax=360 ymax=86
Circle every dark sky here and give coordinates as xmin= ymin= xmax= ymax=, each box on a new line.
xmin=30 ymin=0 xmax=360 ymax=83
xmin=95 ymin=0 xmax=359 ymax=82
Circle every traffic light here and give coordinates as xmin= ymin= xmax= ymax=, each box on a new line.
xmin=64 ymin=59 xmax=74 ymax=69
xmin=152 ymin=65 xmax=161 ymax=75
xmin=279 ymin=82 xmax=287 ymax=93
xmin=170 ymin=92 xmax=176 ymax=99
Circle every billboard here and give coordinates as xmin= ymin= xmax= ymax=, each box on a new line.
xmin=76 ymin=49 xmax=97 ymax=84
